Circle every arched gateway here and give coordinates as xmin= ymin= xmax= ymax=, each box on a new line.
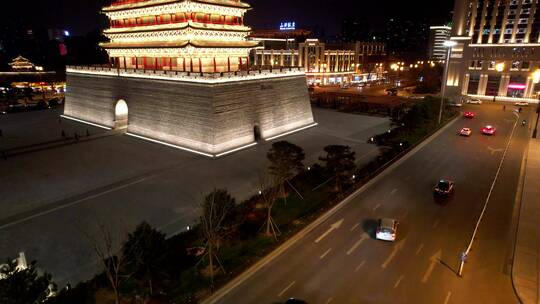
xmin=114 ymin=99 xmax=128 ymax=129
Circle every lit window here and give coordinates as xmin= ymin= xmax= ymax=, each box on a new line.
xmin=512 ymin=61 xmax=520 ymax=70
xmin=489 ymin=61 xmax=496 ymax=69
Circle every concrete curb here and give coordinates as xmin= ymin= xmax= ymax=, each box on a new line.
xmin=511 ymin=113 xmax=537 ymax=304
xmin=203 ymin=115 xmax=461 ymax=304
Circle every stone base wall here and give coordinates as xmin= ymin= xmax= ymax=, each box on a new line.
xmin=64 ymin=72 xmax=315 ymax=155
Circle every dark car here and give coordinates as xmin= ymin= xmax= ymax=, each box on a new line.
xmin=434 ymin=179 xmax=455 ymax=196
xmin=285 ymin=298 xmax=308 ymax=304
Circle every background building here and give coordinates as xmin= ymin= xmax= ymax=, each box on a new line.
xmin=445 ymin=0 xmax=540 ymax=101
xmin=384 ymin=17 xmax=430 ymax=60
xmin=251 ymin=29 xmax=386 ymax=85
xmin=428 ymin=25 xmax=451 ymax=60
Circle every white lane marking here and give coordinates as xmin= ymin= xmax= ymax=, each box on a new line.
xmin=372 ymin=203 xmax=381 ymax=211
xmin=350 ymin=223 xmax=360 ymax=232
xmin=487 ymin=146 xmax=503 ymax=155
xmin=315 ymin=219 xmax=344 ymax=243
xmin=432 ymin=219 xmax=440 ymax=229
xmin=390 ymin=188 xmax=398 ymax=195
xmin=0 ymin=176 xmax=152 ymax=231
xmin=444 ymin=291 xmax=452 ymax=304
xmin=382 ymin=238 xmax=406 ymax=269
xmin=320 ymin=248 xmax=332 ymax=259
xmin=393 ymin=275 xmax=405 ymax=288
xmin=415 ymin=243 xmax=424 ymax=255
xmin=325 ymin=297 xmax=333 ymax=304
xmin=277 ymin=281 xmax=295 ymax=297
xmin=346 ymin=233 xmax=369 ymax=255
xmin=355 ymin=260 xmax=366 ymax=272
xmin=421 ymin=250 xmax=442 ymax=283
xmin=401 ymin=209 xmax=410 ymax=220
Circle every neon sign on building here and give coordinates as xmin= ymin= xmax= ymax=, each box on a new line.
xmin=280 ymin=22 xmax=296 ymax=31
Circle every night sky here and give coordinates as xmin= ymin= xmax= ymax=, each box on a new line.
xmin=4 ymin=0 xmax=454 ymax=36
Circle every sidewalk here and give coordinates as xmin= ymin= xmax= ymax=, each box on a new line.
xmin=513 ymin=138 xmax=540 ymax=304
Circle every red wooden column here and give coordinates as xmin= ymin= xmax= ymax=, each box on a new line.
xmin=199 ymin=58 xmax=203 ymax=73
xmin=213 ymin=57 xmax=217 ymax=73
xmin=239 ymin=57 xmax=243 ymax=70
xmin=227 ymin=57 xmax=231 ymax=72
xmin=183 ymin=58 xmax=186 ymax=71
xmin=135 ymin=57 xmax=138 ymax=69
xmin=190 ymin=58 xmax=193 ymax=72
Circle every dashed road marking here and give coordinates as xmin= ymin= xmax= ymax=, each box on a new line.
xmin=346 ymin=233 xmax=369 ymax=255
xmin=350 ymin=223 xmax=360 ymax=232
xmin=382 ymin=238 xmax=406 ymax=269
xmin=393 ymin=275 xmax=405 ymax=288
xmin=277 ymin=281 xmax=295 ymax=297
xmin=325 ymin=298 xmax=333 ymax=304
xmin=416 ymin=243 xmax=424 ymax=255
xmin=444 ymin=291 xmax=452 ymax=304
xmin=372 ymin=203 xmax=381 ymax=211
xmin=432 ymin=219 xmax=440 ymax=229
xmin=355 ymin=260 xmax=366 ymax=272
xmin=320 ymin=248 xmax=332 ymax=259
xmin=390 ymin=188 xmax=398 ymax=195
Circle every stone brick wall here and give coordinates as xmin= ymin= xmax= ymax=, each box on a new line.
xmin=64 ymin=72 xmax=314 ymax=155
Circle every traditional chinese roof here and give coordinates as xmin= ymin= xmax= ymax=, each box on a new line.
xmin=103 ymin=0 xmax=251 ymax=12
xmin=100 ymin=40 xmax=258 ymax=48
xmin=8 ymin=56 xmax=35 ymax=70
xmin=104 ymin=21 xmax=251 ymax=34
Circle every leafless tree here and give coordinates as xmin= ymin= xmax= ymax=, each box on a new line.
xmin=257 ymin=173 xmax=281 ymax=240
xmin=84 ymin=223 xmax=127 ymax=304
xmin=199 ymin=189 xmax=236 ymax=289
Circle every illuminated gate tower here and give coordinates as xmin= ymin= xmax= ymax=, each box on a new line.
xmin=63 ymin=0 xmax=315 ymax=157
xmin=102 ymin=0 xmax=255 ymax=72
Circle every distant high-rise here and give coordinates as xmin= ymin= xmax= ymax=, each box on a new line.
xmin=428 ymin=26 xmax=451 ymax=60
xmin=384 ymin=17 xmax=430 ymax=60
xmin=444 ymin=0 xmax=540 ymax=101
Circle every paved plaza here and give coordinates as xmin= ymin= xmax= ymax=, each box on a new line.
xmin=0 ymin=106 xmax=391 ymax=284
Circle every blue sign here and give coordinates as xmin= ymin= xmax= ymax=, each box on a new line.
xmin=280 ymin=22 xmax=296 ymax=31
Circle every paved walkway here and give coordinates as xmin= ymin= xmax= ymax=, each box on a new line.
xmin=514 ymin=138 xmax=540 ymax=304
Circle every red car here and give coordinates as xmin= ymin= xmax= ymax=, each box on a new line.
xmin=464 ymin=111 xmax=475 ymax=118
xmin=481 ymin=125 xmax=496 ymax=135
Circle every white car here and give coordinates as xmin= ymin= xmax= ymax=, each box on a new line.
xmin=466 ymin=98 xmax=482 ymax=104
xmin=515 ymin=101 xmax=529 ymax=106
xmin=376 ymin=218 xmax=398 ymax=242
xmin=460 ymin=127 xmax=472 ymax=136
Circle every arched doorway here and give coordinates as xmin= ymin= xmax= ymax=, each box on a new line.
xmin=114 ymin=99 xmax=128 ymax=130
xmin=253 ymin=125 xmax=261 ymax=141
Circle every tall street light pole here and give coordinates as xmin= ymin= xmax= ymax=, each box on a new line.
xmin=439 ymin=40 xmax=458 ymax=125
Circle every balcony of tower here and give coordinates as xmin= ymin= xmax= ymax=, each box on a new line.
xmin=104 ymin=0 xmax=250 ymax=12
xmin=108 ymin=12 xmax=245 ymax=29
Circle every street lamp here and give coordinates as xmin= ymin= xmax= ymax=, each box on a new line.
xmin=439 ymin=40 xmax=458 ymax=125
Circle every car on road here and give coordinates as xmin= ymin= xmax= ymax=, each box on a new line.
xmin=466 ymin=98 xmax=482 ymax=105
xmin=434 ymin=179 xmax=455 ymax=196
xmin=448 ymin=102 xmax=463 ymax=107
xmin=285 ymin=298 xmax=308 ymax=304
xmin=464 ymin=111 xmax=475 ymax=118
xmin=409 ymin=94 xmax=425 ymax=100
xmin=376 ymin=218 xmax=398 ymax=242
xmin=481 ymin=125 xmax=496 ymax=135
xmin=460 ymin=127 xmax=472 ymax=136
xmin=515 ymin=101 xmax=529 ymax=106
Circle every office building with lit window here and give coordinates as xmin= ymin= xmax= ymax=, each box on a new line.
xmin=251 ymin=31 xmax=386 ymax=85
xmin=429 ymin=25 xmax=452 ymax=60
xmin=445 ymin=0 xmax=540 ymax=102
